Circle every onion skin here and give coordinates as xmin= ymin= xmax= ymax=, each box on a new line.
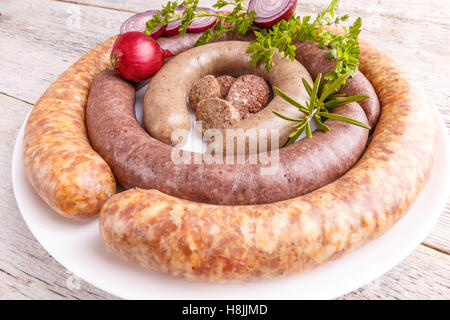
xmin=111 ymin=32 xmax=167 ymax=82
xmin=249 ymin=0 xmax=298 ymax=28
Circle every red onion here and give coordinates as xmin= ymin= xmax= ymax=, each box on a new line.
xmin=187 ymin=8 xmax=218 ymax=33
xmin=248 ymin=0 xmax=298 ymax=28
xmin=111 ymin=32 xmax=171 ymax=82
xmin=163 ymin=6 xmax=186 ymax=36
xmin=120 ymin=10 xmax=167 ymax=39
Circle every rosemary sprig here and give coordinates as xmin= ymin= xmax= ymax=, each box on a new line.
xmin=273 ymin=72 xmax=370 ymax=146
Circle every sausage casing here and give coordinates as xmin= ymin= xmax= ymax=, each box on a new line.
xmin=23 ymin=37 xmax=117 ymax=220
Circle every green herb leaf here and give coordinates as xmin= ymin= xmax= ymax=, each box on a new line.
xmin=286 ymin=124 xmax=307 ymax=146
xmin=313 ymin=115 xmax=331 ymax=131
xmin=273 ymin=86 xmax=309 ymax=114
xmin=302 ymin=78 xmax=313 ymax=96
xmin=309 ymin=73 xmax=322 ymax=112
xmin=319 ymin=71 xmax=353 ymax=103
xmin=195 ymin=28 xmax=214 ymax=46
xmin=324 ymin=94 xmax=369 ymax=109
xmin=317 ymin=111 xmax=371 ymax=129
xmin=314 ymin=0 xmax=340 ymax=25
xmin=272 ymin=110 xmax=303 ymax=122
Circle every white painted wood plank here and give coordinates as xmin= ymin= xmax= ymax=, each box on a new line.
xmin=0 ymin=0 xmax=131 ymax=103
xmin=58 ymin=0 xmax=450 ymax=27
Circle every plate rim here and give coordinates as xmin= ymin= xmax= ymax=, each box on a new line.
xmin=11 ymin=103 xmax=450 ymax=300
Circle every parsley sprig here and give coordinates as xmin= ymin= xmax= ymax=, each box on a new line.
xmin=247 ymin=0 xmax=362 ymax=83
xmin=273 ymin=72 xmax=370 ymax=146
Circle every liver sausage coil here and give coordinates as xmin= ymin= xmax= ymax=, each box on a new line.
xmin=99 ymin=38 xmax=437 ymax=282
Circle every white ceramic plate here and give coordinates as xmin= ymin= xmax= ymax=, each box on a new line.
xmin=12 ymin=95 xmax=450 ymax=300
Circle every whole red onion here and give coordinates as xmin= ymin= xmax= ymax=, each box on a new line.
xmin=111 ymin=32 xmax=172 ymax=82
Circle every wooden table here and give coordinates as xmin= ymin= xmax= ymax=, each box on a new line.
xmin=0 ymin=0 xmax=449 ymax=300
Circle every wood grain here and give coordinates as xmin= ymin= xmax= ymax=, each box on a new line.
xmin=0 ymin=0 xmax=130 ymax=104
xmin=54 ymin=0 xmax=217 ymax=13
xmin=0 ymin=0 xmax=448 ymax=299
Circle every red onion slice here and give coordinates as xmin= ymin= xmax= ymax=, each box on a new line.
xmin=187 ymin=8 xmax=218 ymax=33
xmin=163 ymin=6 xmax=186 ymax=36
xmin=120 ymin=10 xmax=167 ymax=39
xmin=248 ymin=0 xmax=298 ymax=28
